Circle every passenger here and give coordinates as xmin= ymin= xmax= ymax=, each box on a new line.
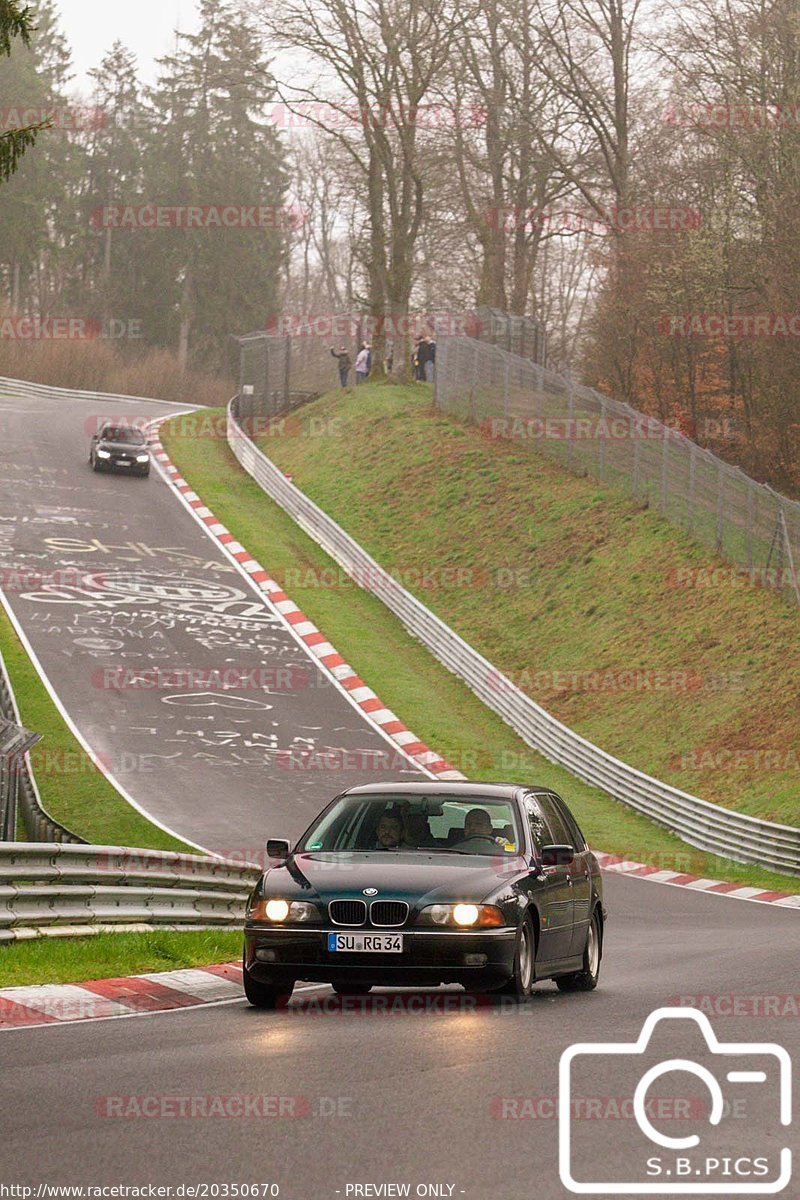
xmin=373 ymin=813 xmax=403 ymax=850
xmin=401 ymin=811 xmax=434 ymax=848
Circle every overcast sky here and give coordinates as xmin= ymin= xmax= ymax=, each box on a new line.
xmin=55 ymin=0 xmax=201 ymax=93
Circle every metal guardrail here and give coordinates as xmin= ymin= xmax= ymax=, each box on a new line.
xmin=227 ymin=396 xmax=800 ymax=877
xmin=0 ymin=648 xmax=83 ymax=844
xmin=0 ymin=844 xmax=261 ymax=941
xmin=0 ymin=374 xmax=172 ymax=407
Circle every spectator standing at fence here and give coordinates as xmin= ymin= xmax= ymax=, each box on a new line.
xmin=355 ymin=343 xmax=370 ymax=385
xmin=425 ymin=337 xmax=436 ymax=382
xmin=330 ymin=345 xmax=352 ymax=388
xmin=413 ymin=336 xmax=426 ymax=381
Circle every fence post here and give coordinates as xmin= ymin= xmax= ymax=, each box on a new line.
xmin=566 ymin=386 xmax=574 ymax=467
xmin=745 ymin=479 xmax=754 ymax=570
xmin=598 ymin=394 xmax=606 ymax=477
xmin=687 ymin=443 xmax=696 ymax=534
xmin=660 ymin=427 xmax=669 ymax=515
xmin=779 ymin=505 xmax=800 ymax=606
xmin=284 ymin=335 xmax=291 ymax=411
xmin=504 ymin=360 xmax=510 ymax=420
xmin=716 ymin=461 xmax=725 ymax=556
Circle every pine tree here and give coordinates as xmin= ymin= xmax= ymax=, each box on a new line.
xmin=140 ymin=0 xmax=288 ymax=369
xmin=0 ymin=0 xmax=47 ymax=182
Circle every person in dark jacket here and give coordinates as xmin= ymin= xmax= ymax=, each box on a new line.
xmin=425 ymin=337 xmax=436 ymax=382
xmin=330 ymin=345 xmax=352 ymax=388
xmin=417 ymin=333 xmax=429 ymax=379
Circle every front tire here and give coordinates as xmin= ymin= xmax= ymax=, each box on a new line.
xmin=243 ymin=966 xmax=294 ymax=1009
xmin=498 ymin=915 xmax=535 ymax=998
xmin=556 ymin=909 xmax=601 ymax=993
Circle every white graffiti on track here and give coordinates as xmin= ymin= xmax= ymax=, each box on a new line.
xmin=18 ymin=570 xmax=279 ymax=627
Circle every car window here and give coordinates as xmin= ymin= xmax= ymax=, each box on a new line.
xmin=535 ymin=793 xmax=573 ymax=846
xmin=300 ymin=794 xmax=521 ymax=855
xmin=549 ymin=793 xmax=587 ymax=851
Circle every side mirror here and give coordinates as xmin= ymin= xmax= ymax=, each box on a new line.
xmin=266 ymin=838 xmax=292 ymax=861
xmin=541 ymin=843 xmax=575 ymax=867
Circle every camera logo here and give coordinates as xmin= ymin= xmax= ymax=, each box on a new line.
xmin=559 ymin=1007 xmax=792 ymax=1194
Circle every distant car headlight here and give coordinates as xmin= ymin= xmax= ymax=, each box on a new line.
xmin=96 ymin=449 xmax=111 ymax=459
xmin=417 ymin=903 xmax=505 ymax=928
xmin=249 ymin=898 xmax=320 ymax=923
xmin=136 ymin=453 xmax=149 ymax=463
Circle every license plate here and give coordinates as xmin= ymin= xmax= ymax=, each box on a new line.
xmin=327 ymin=932 xmax=403 ymax=953
xmin=116 ymin=460 xmax=131 ymax=467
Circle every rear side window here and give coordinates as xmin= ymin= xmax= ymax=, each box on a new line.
xmin=535 ymin=793 xmax=573 ymax=847
xmin=523 ymin=794 xmax=548 ymax=852
xmin=547 ymin=793 xmax=587 ymax=851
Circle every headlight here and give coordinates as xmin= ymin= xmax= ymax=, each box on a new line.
xmin=136 ymin=453 xmax=149 ymax=463
xmin=96 ymin=449 xmax=111 ymax=459
xmin=249 ymin=898 xmax=320 ymax=923
xmin=417 ymin=903 xmax=505 ymax=928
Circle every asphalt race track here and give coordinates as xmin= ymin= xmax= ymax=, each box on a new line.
xmin=0 ymin=389 xmax=419 ymax=852
xmin=1 ymin=877 xmax=796 ymax=1198
xmin=0 ymin=389 xmax=797 ymax=1200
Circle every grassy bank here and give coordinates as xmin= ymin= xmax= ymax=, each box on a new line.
xmin=0 ymin=605 xmax=190 ymax=851
xmin=161 ymin=399 xmax=798 ymax=895
xmin=0 ymin=930 xmax=241 ymax=988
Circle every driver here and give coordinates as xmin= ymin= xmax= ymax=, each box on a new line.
xmin=452 ymin=807 xmax=501 ymax=851
xmin=373 ymin=813 xmax=403 ymax=850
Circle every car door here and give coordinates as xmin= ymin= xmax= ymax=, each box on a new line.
xmin=547 ymin=792 xmax=592 ymax=957
xmin=523 ymin=793 xmax=573 ymax=962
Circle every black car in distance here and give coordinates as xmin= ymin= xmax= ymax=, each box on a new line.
xmin=89 ymin=422 xmax=151 ymax=477
xmin=243 ymin=781 xmax=606 ymax=1008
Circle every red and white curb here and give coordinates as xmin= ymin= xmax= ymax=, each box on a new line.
xmin=146 ymin=421 xmax=462 ymax=781
xmin=0 ymin=962 xmax=248 ymax=1030
xmin=145 ymin=417 xmax=799 ymax=915
xmin=594 ymin=852 xmax=800 ymax=909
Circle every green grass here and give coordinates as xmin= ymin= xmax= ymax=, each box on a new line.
xmin=0 ymin=606 xmax=191 ymax=851
xmin=0 ymin=930 xmax=242 ymax=988
xmin=160 ymin=394 xmax=799 ymax=895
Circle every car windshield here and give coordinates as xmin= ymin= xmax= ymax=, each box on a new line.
xmin=100 ymin=426 xmax=146 ymax=445
xmin=300 ymin=794 xmax=521 ymax=855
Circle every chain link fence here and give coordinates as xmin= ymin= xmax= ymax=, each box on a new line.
xmin=435 ymin=336 xmax=800 ymax=607
xmin=236 ymin=309 xmax=550 ymax=428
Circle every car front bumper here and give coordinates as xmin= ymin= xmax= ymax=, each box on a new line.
xmin=244 ymin=924 xmax=517 ymax=987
